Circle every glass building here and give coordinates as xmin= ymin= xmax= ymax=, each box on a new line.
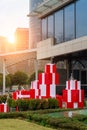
xmin=28 ymin=0 xmax=87 ymax=97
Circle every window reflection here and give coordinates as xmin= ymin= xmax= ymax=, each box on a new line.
xmin=76 ymin=0 xmax=87 ymax=37
xmin=55 ymin=10 xmax=63 ymax=44
xmin=48 ymin=15 xmax=54 ymax=38
xmin=64 ymin=4 xmax=75 ymax=41
xmin=42 ymin=18 xmax=47 ymax=40
xmin=41 ymin=0 xmax=87 ymax=43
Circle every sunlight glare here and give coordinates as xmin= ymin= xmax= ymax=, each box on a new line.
xmin=8 ymin=35 xmax=15 ymax=44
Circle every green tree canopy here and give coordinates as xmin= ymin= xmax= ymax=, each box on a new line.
xmin=13 ymin=71 xmax=29 ymax=86
xmin=0 ymin=73 xmax=11 ymax=89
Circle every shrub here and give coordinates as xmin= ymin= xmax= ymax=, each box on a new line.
xmin=7 ymin=98 xmax=17 ymax=108
xmin=17 ymin=99 xmax=29 ymax=111
xmin=48 ymin=98 xmax=58 ymax=109
xmin=28 ymin=99 xmax=37 ymax=110
xmin=0 ymin=95 xmax=7 ymax=103
xmin=41 ymin=99 xmax=49 ymax=109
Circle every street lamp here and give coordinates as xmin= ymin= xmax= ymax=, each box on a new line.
xmin=3 ymin=58 xmax=6 ymax=95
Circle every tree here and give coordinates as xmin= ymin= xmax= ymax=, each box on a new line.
xmin=13 ymin=71 xmax=29 ymax=90
xmin=0 ymin=73 xmax=11 ymax=90
xmin=6 ymin=74 xmax=14 ymax=89
xmin=6 ymin=75 xmax=11 ymax=88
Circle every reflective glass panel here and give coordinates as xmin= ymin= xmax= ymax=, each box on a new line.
xmin=55 ymin=10 xmax=63 ymax=44
xmin=76 ymin=0 xmax=87 ymax=38
xmin=42 ymin=18 xmax=47 ymax=40
xmin=48 ymin=15 xmax=54 ymax=38
xmin=64 ymin=3 xmax=75 ymax=41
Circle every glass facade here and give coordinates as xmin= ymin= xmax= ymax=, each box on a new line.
xmin=55 ymin=10 xmax=63 ymax=43
xmin=48 ymin=15 xmax=54 ymax=38
xmin=41 ymin=0 xmax=87 ymax=44
xmin=76 ymin=0 xmax=87 ymax=38
xmin=64 ymin=4 xmax=75 ymax=41
xmin=42 ymin=18 xmax=47 ymax=40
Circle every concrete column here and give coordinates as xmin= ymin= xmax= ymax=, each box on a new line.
xmin=3 ymin=58 xmax=6 ymax=95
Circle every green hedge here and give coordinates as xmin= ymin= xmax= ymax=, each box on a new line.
xmin=0 ymin=111 xmax=87 ymax=129
xmin=27 ymin=114 xmax=87 ymax=130
xmin=7 ymin=98 xmax=59 ymax=111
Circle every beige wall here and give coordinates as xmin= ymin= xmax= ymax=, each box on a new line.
xmin=37 ymin=36 xmax=87 ymax=60
xmin=29 ymin=16 xmax=41 ymax=49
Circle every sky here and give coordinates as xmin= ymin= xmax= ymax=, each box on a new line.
xmin=0 ymin=0 xmax=29 ymax=38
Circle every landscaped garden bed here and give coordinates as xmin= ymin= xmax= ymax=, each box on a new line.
xmin=0 ymin=109 xmax=87 ymax=130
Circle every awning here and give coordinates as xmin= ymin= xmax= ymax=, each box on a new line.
xmin=27 ymin=0 xmax=73 ymax=18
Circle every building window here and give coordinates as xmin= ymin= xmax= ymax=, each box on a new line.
xmin=76 ymin=0 xmax=87 ymax=38
xmin=42 ymin=18 xmax=47 ymax=40
xmin=64 ymin=3 xmax=75 ymax=41
xmin=41 ymin=0 xmax=87 ymax=43
xmin=47 ymin=14 xmax=54 ymax=38
xmin=55 ymin=10 xmax=63 ymax=44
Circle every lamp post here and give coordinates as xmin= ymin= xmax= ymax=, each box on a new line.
xmin=3 ymin=58 xmax=6 ymax=95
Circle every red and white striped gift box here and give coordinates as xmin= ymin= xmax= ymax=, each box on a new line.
xmin=40 ymin=84 xmax=51 ymax=98
xmin=51 ymin=73 xmax=59 ymax=85
xmin=31 ymin=80 xmax=40 ymax=98
xmin=45 ymin=64 xmax=56 ymax=73
xmin=0 ymin=103 xmax=8 ymax=113
xmin=62 ymin=90 xmax=72 ymax=102
xmin=40 ymin=84 xmax=47 ymax=97
xmin=79 ymin=90 xmax=84 ymax=102
xmin=66 ymin=80 xmax=81 ymax=90
xmin=17 ymin=90 xmax=30 ymax=99
xmin=50 ymin=84 xmax=56 ymax=98
xmin=31 ymin=80 xmax=39 ymax=89
xmin=38 ymin=73 xmax=52 ymax=85
xmin=71 ymin=90 xmax=79 ymax=102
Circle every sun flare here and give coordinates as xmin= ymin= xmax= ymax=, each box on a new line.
xmin=7 ymin=35 xmax=15 ymax=44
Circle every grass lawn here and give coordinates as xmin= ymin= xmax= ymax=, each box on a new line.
xmin=0 ymin=119 xmax=56 ymax=130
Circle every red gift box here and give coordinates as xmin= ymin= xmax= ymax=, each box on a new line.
xmin=66 ymin=80 xmax=81 ymax=90
xmin=71 ymin=90 xmax=79 ymax=102
xmin=12 ymin=91 xmax=17 ymax=100
xmin=78 ymin=102 xmax=84 ymax=108
xmin=38 ymin=73 xmax=59 ymax=85
xmin=38 ymin=73 xmax=52 ymax=85
xmin=29 ymin=89 xmax=35 ymax=99
xmin=40 ymin=84 xmax=51 ymax=98
xmin=50 ymin=84 xmax=56 ymax=98
xmin=45 ymin=64 xmax=56 ymax=73
xmin=79 ymin=90 xmax=84 ymax=102
xmin=0 ymin=103 xmax=8 ymax=113
xmin=66 ymin=102 xmax=73 ymax=108
xmin=56 ymin=95 xmax=62 ymax=108
xmin=40 ymin=84 xmax=46 ymax=97
xmin=31 ymin=80 xmax=39 ymax=89
xmin=73 ymin=102 xmax=78 ymax=108
xmin=62 ymin=90 xmax=72 ymax=102
xmin=62 ymin=90 xmax=67 ymax=102
xmin=52 ymin=73 xmax=60 ymax=85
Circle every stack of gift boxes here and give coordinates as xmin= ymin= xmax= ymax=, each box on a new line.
xmin=12 ymin=64 xmax=59 ymax=100
xmin=12 ymin=63 xmax=84 ymax=110
xmin=62 ymin=78 xmax=84 ymax=108
xmin=31 ymin=64 xmax=59 ymax=99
